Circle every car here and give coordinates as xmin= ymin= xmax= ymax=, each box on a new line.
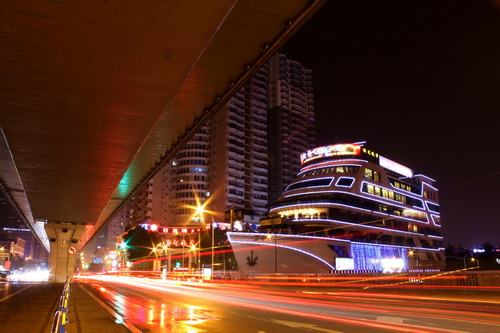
xmin=0 ymin=270 xmax=11 ymax=281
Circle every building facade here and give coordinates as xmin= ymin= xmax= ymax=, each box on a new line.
xmin=228 ymin=142 xmax=445 ymax=273
xmin=156 ymin=53 xmax=315 ymax=229
xmin=267 ymin=53 xmax=316 ymax=205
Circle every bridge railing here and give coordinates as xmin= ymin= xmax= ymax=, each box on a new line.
xmin=51 ymin=278 xmax=71 ymax=333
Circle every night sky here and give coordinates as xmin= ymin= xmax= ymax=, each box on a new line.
xmin=282 ymin=0 xmax=500 ymax=249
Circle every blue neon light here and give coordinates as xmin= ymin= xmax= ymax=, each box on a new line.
xmin=351 ymin=243 xmax=408 ymax=271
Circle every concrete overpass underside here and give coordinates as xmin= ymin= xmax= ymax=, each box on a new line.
xmin=0 ymin=0 xmax=326 ymax=281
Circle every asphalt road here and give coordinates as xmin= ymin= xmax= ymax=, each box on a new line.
xmin=75 ymin=276 xmax=500 ymax=333
xmin=0 ymin=282 xmax=62 ymax=333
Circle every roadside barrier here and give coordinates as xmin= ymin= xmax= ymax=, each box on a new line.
xmin=51 ymin=278 xmax=71 ymax=333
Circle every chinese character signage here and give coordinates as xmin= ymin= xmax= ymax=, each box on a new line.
xmin=300 ymin=144 xmax=361 ymax=165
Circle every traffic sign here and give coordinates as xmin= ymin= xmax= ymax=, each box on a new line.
xmin=68 ymin=246 xmax=77 ymax=255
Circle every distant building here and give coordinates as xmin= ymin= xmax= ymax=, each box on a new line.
xmin=229 ymin=142 xmax=445 ymax=274
xmin=163 ymin=125 xmax=211 ymax=227
xmin=267 ymin=53 xmax=316 ymax=205
xmin=0 ymin=191 xmax=48 ymax=263
xmin=158 ymin=53 xmax=315 ymax=228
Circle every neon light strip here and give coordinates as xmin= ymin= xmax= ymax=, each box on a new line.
xmin=276 ymin=202 xmax=429 ymax=224
xmin=273 ymin=196 xmax=431 ymax=225
xmin=335 ymin=177 xmax=356 ymax=188
xmin=284 ymin=177 xmax=334 ymax=192
xmin=351 ymin=241 xmax=445 ymax=252
xmin=227 ymin=232 xmax=351 ymax=243
xmin=300 ymin=159 xmax=367 ymax=173
xmin=291 ymin=218 xmax=427 ymax=237
xmin=388 ymin=181 xmax=422 ymax=197
xmin=414 ymin=174 xmax=436 ymax=182
xmin=228 ymin=232 xmax=444 ymax=252
xmin=230 ymin=240 xmax=336 ymax=271
xmin=421 ymin=181 xmax=439 ymax=192
xmin=298 ymin=163 xmax=362 ymax=175
xmin=272 ymin=201 xmax=429 ymax=225
xmin=427 ymin=234 xmax=443 ymax=239
xmin=271 ymin=201 xmax=376 ymax=214
xmin=282 ymin=184 xmax=427 ymax=213
xmin=425 ymin=201 xmax=440 ymax=214
xmin=431 ymin=214 xmax=441 ymax=226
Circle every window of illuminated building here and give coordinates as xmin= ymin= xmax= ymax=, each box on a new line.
xmin=364 ymin=168 xmax=380 ymax=181
xmin=367 ymin=184 xmax=374 ymax=194
xmin=374 ymin=186 xmax=380 ymax=196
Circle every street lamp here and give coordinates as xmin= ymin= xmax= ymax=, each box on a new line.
xmin=151 ymin=246 xmax=160 ymax=271
xmin=189 ymin=244 xmax=198 ymax=273
xmin=267 ymin=234 xmax=278 ymax=274
xmin=408 ymin=249 xmax=420 ymax=270
xmin=195 ymin=205 xmax=216 ymax=279
xmin=470 ymin=257 xmax=480 ymax=269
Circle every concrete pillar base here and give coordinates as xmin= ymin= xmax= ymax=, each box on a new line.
xmin=45 ymin=222 xmax=86 ymax=283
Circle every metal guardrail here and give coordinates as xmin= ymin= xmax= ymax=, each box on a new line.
xmin=51 ymin=278 xmax=71 ymax=333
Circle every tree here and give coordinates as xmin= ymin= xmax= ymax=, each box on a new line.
xmin=481 ymin=241 xmax=495 ymax=253
xmin=122 ymin=226 xmax=162 ymax=261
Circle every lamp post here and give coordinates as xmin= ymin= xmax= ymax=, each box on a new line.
xmin=161 ymin=243 xmax=170 ymax=275
xmin=195 ymin=205 xmax=215 ymax=280
xmin=408 ymin=249 xmax=420 ymax=270
xmin=267 ymin=234 xmax=278 ymax=274
xmin=470 ymin=257 xmax=480 ymax=269
xmin=152 ymin=246 xmax=159 ymax=271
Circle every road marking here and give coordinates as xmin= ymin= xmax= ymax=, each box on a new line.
xmin=79 ymin=284 xmax=142 ymax=333
xmin=376 ymin=316 xmax=404 ymax=324
xmin=270 ymin=319 xmax=343 ymax=333
xmin=0 ymin=285 xmax=32 ymax=302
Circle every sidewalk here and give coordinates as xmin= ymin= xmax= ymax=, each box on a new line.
xmin=0 ymin=282 xmax=132 ymax=333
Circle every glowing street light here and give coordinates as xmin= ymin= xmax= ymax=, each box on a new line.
xmin=195 ymin=204 xmax=216 ymax=279
xmin=267 ymin=234 xmax=278 ymax=274
xmin=408 ymin=249 xmax=420 ymax=269
xmin=470 ymin=257 xmax=480 ymax=269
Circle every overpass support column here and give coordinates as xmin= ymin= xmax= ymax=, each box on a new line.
xmin=45 ymin=222 xmax=86 ymax=283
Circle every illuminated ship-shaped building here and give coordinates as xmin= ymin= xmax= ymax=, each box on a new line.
xmin=228 ymin=142 xmax=445 ymax=274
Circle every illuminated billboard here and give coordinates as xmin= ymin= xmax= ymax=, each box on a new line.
xmin=300 ymin=144 xmax=361 ymax=165
xmin=335 ymin=257 xmax=355 ymax=271
xmin=379 ymin=156 xmax=413 ymax=178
